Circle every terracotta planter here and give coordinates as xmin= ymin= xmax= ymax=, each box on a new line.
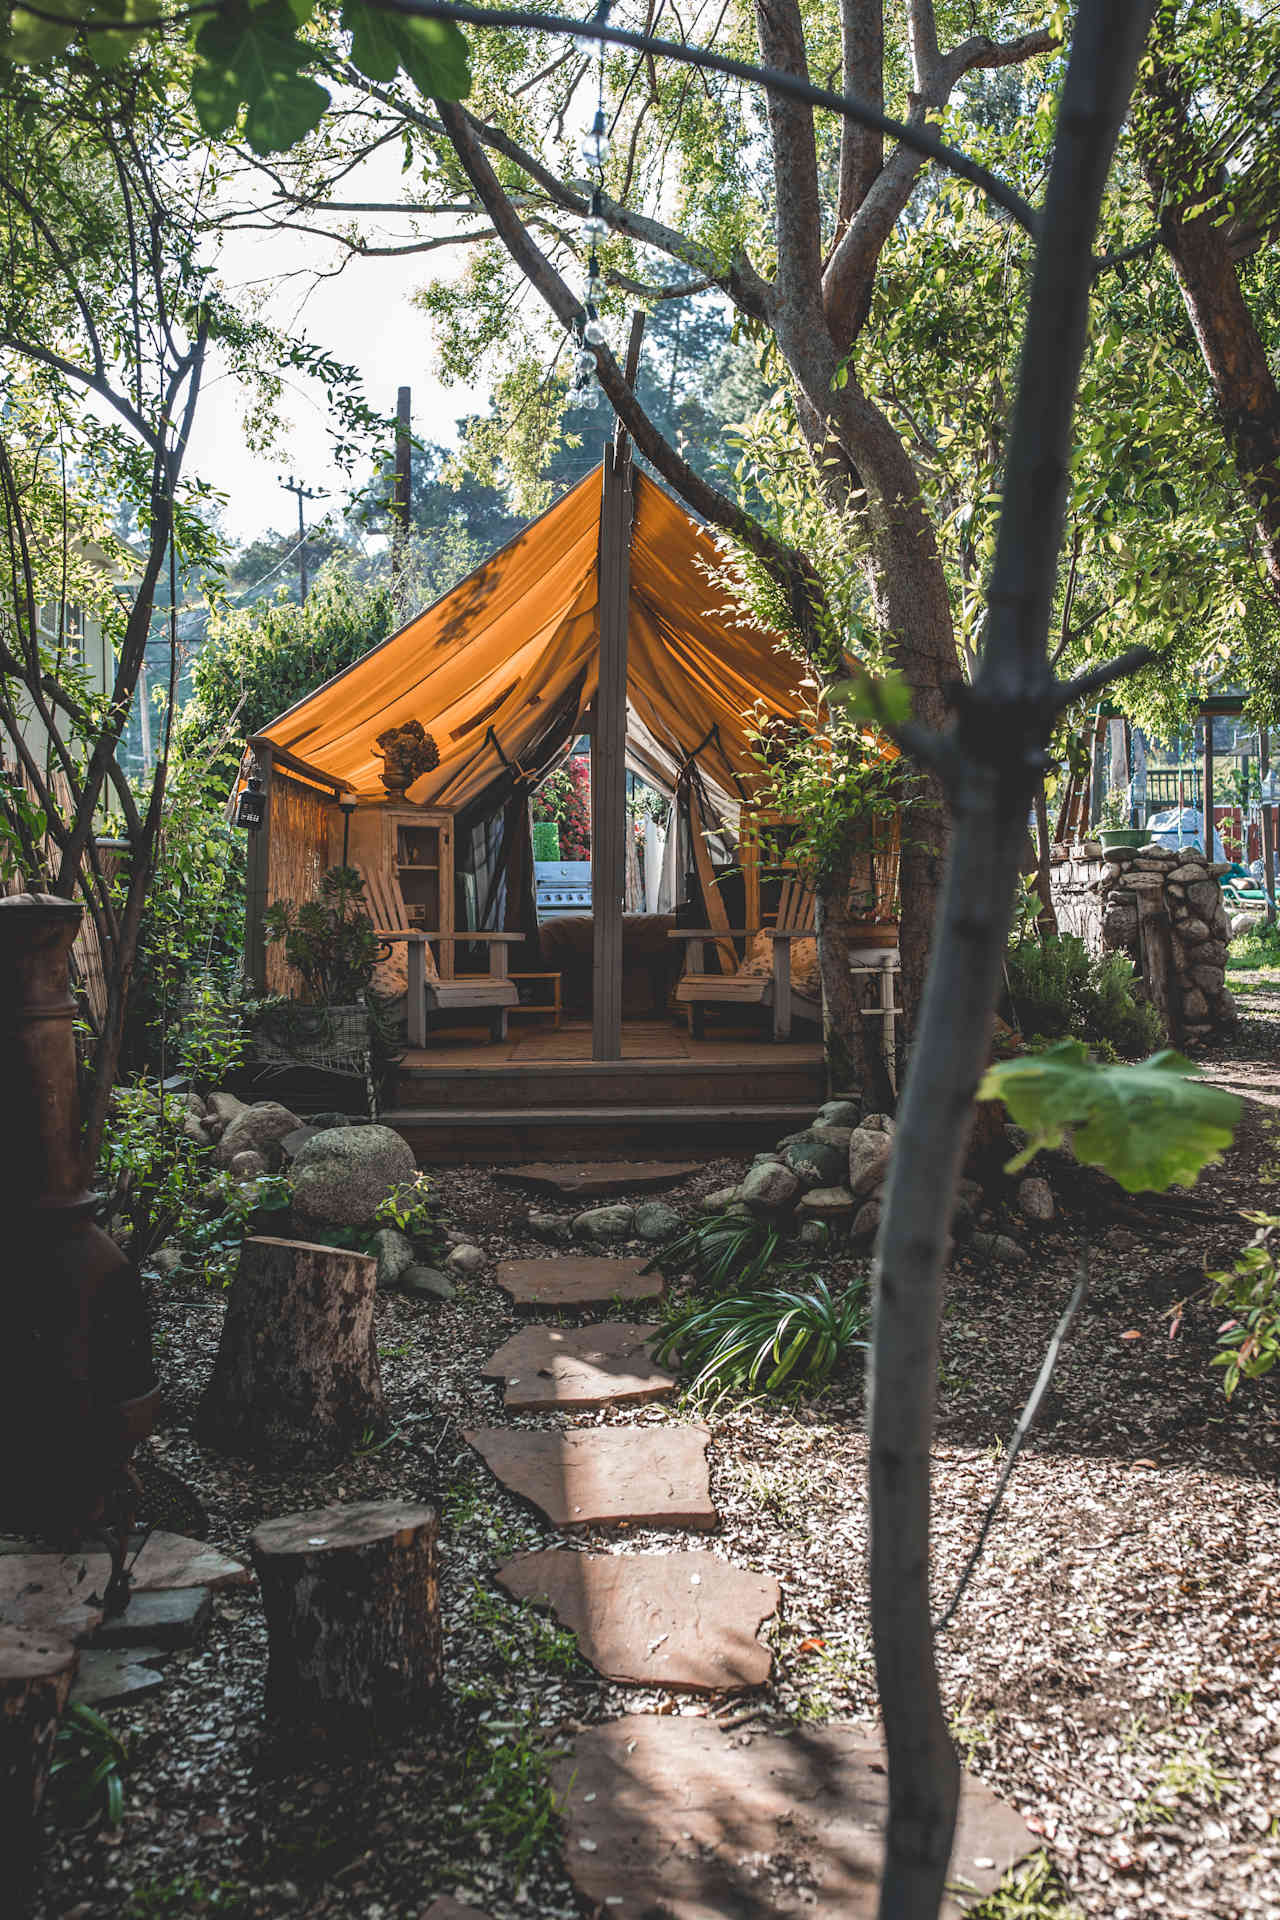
xmin=0 ymin=894 xmax=157 ymax=1535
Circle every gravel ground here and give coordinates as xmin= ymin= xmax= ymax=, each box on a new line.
xmin=26 ymin=1013 xmax=1280 ymax=1920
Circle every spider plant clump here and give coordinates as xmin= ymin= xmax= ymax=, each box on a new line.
xmin=653 ymin=1275 xmax=869 ymax=1398
xmin=646 ymin=1210 xmax=795 ymax=1292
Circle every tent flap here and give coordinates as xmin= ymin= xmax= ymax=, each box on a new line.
xmin=255 ymin=466 xmax=811 ymax=812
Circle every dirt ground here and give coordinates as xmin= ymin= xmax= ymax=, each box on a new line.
xmin=24 ymin=997 xmax=1280 ymax=1920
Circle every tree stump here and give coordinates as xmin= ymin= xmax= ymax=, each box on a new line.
xmin=0 ymin=1628 xmax=78 ymax=1858
xmin=198 ymin=1236 xmax=385 ymax=1465
xmin=250 ymin=1501 xmax=441 ymax=1743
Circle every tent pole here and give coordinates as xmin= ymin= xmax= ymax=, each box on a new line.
xmin=592 ymin=315 xmax=644 ymax=1062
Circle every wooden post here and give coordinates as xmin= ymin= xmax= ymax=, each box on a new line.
xmin=392 ymin=386 xmax=411 ymax=604
xmin=1134 ymin=877 xmax=1181 ymax=1046
xmin=591 ymin=314 xmax=644 ymax=1061
xmin=244 ymin=742 xmax=275 ymax=993
xmin=406 ymin=934 xmax=427 ymax=1048
xmin=250 ymin=1500 xmax=441 ymax=1744
xmin=1203 ymin=708 xmax=1215 ymax=859
xmin=198 ymin=1237 xmax=385 ymax=1465
xmin=1262 ymin=727 xmax=1276 ymax=924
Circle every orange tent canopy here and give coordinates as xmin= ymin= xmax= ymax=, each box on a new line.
xmin=252 ymin=467 xmax=815 ymax=812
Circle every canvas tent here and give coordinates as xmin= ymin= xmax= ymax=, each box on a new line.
xmin=249 ymin=465 xmax=809 ymax=817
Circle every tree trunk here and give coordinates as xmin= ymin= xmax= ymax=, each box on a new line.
xmin=0 ymin=1628 xmax=78 ymax=1860
xmin=868 ymin=5 xmax=1156 ymax=1914
xmin=250 ymin=1499 xmax=442 ymax=1743
xmin=198 ymin=1237 xmax=385 ymax=1465
xmin=1141 ymin=60 xmax=1280 ymax=607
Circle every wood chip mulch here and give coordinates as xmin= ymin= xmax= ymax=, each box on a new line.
xmin=26 ymin=1004 xmax=1280 ymax=1920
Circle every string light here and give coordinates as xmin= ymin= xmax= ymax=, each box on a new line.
xmin=568 ymin=4 xmax=615 ymax=415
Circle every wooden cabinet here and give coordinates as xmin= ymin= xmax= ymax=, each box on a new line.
xmin=339 ymin=803 xmax=455 ymax=980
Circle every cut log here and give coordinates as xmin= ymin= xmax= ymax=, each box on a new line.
xmin=0 ymin=1627 xmax=78 ymax=1856
xmin=198 ymin=1237 xmax=385 ymax=1465
xmin=250 ymin=1500 xmax=441 ymax=1743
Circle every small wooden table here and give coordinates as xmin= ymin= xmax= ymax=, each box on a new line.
xmin=508 ymin=972 xmax=563 ymax=1028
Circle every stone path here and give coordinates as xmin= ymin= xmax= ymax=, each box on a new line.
xmin=497 ymin=1160 xmax=700 ymax=1198
xmin=496 ymin=1254 xmax=662 ymax=1307
xmin=551 ymin=1715 xmax=1034 ymax=1918
xmin=0 ymin=1530 xmax=247 ymax=1709
xmin=459 ymin=1245 xmax=1034 ymax=1912
xmin=496 ymin=1549 xmax=778 ymax=1689
xmin=480 ymin=1323 xmax=675 ymax=1410
xmin=465 ymin=1425 xmax=715 ymax=1529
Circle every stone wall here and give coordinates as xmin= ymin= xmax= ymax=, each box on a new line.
xmin=1049 ymin=842 xmax=1236 ymax=1042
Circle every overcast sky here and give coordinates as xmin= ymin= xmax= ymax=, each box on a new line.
xmin=186 ymin=205 xmax=486 ymax=548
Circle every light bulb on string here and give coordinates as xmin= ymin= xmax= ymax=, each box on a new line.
xmin=583 ymin=309 xmax=606 ymax=347
xmin=580 ymin=109 xmax=610 ymax=168
xmin=585 ymin=254 xmax=606 ymax=303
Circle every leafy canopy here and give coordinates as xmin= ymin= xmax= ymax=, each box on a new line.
xmin=2 ymin=0 xmax=471 ymax=154
xmin=979 ymin=1040 xmax=1241 ymax=1193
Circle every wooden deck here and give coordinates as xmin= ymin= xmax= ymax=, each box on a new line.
xmin=384 ymin=1018 xmax=827 ymax=1162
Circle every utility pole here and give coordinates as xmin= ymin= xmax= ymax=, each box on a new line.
xmin=391 ymin=387 xmax=412 ymax=606
xmin=278 ymin=475 xmax=326 ymax=603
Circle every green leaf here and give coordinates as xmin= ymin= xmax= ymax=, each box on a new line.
xmin=342 ymin=0 xmax=470 ymax=98
xmin=977 ymin=1041 xmax=1241 ymax=1193
xmin=191 ymin=0 xmax=330 ymax=154
xmin=828 ymin=665 xmax=912 ymax=730
xmin=3 ymin=5 xmax=79 ymax=61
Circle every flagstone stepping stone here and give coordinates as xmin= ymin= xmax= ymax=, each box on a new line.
xmin=465 ymin=1425 xmax=716 ymax=1529
xmin=71 ymin=1646 xmax=170 ymax=1709
xmin=496 ymin=1549 xmax=778 ymax=1690
xmin=497 ymin=1256 xmax=663 ymax=1308
xmin=551 ymin=1715 xmax=1035 ymax=1918
xmin=499 ymin=1161 xmax=699 ymax=1199
xmin=0 ymin=1533 xmax=248 ymax=1645
xmin=480 ymin=1324 xmax=675 ymax=1411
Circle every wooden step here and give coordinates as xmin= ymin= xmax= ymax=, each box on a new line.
xmin=382 ymin=1103 xmax=819 ymax=1163
xmin=391 ymin=1058 xmax=825 ymax=1111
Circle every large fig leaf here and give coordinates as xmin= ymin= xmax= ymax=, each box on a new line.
xmin=978 ymin=1040 xmax=1241 ymax=1193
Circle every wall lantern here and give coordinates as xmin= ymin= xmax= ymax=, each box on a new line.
xmin=235 ymin=762 xmax=266 ymax=832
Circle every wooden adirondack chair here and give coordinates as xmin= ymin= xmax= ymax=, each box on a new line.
xmin=670 ymin=875 xmax=822 ymax=1041
xmin=362 ymin=864 xmax=520 ymax=1047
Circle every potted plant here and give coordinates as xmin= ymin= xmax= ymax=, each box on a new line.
xmin=258 ymin=866 xmax=383 ymax=1073
xmin=1098 ymin=787 xmax=1147 ymax=852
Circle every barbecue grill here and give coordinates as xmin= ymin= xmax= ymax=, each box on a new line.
xmin=535 ymin=860 xmax=592 ymax=921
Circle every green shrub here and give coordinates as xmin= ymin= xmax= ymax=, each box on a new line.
xmin=1227 ymin=920 xmax=1280 ymax=971
xmin=262 ymin=864 xmax=380 ymax=1003
xmin=1004 ymin=934 xmax=1162 ymax=1058
xmin=530 ymin=819 xmax=560 ymax=860
xmin=1207 ymin=1212 xmax=1280 ymax=1397
xmin=653 ymin=1275 xmax=868 ymax=1397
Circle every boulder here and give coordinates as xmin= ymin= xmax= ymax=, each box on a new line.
xmin=809 ymin=1124 xmax=855 ymax=1150
xmin=1186 ymin=879 xmax=1222 ymax=920
xmin=738 ymin=1160 xmax=801 ymax=1214
xmin=445 ymin=1243 xmax=488 ymax=1274
xmin=573 ymin=1204 xmax=636 ymax=1242
xmin=280 ymin=1125 xmax=322 ymax=1162
xmin=633 ymin=1202 xmax=682 ymax=1243
xmin=783 ymin=1138 xmax=848 ymax=1189
xmin=185 ymin=1092 xmax=206 ymax=1120
xmin=970 ymin=1230 xmax=1026 ymax=1264
xmin=1177 ymin=917 xmax=1211 ymax=944
xmin=859 ymin=1113 xmax=895 ymax=1135
xmin=1167 ymin=862 xmax=1207 ymax=884
xmin=152 ymin=1247 xmax=183 ymax=1278
xmin=371 ymin=1227 xmax=415 ymax=1291
xmin=1016 ymin=1176 xmax=1055 ymax=1224
xmin=215 ymin=1101 xmax=303 ymax=1172
xmin=402 ymin=1264 xmax=456 ymax=1302
xmin=1189 ymin=964 xmax=1224 ymax=993
xmin=848 ymin=1129 xmax=893 ymax=1197
xmin=814 ymin=1100 xmax=860 ymax=1129
xmin=310 ymin=1109 xmax=366 ymax=1129
xmin=796 ymin=1186 xmax=855 ymax=1221
xmin=700 ymin=1187 xmax=739 ymax=1214
xmin=206 ymin=1091 xmax=247 ymax=1127
xmin=229 ymin=1149 xmax=266 ymax=1181
xmin=850 ymin=1200 xmax=882 ymax=1245
xmin=1182 ymin=987 xmax=1209 ymax=1020
xmin=528 ymin=1210 xmax=572 ymax=1242
xmin=289 ymin=1124 xmax=417 ymax=1228
xmin=796 ymin=1221 xmax=829 ymax=1247
xmin=182 ymin=1113 xmax=211 ymax=1146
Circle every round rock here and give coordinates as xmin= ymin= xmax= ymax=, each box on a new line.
xmin=370 ymin=1226 xmax=415 ymax=1291
xmin=633 ymin=1201 xmax=682 ymax=1243
xmin=573 ymin=1203 xmax=637 ymax=1242
xmin=215 ymin=1100 xmax=303 ymax=1172
xmin=445 ymin=1242 xmax=487 ymax=1274
xmin=1017 ymin=1176 xmax=1055 ymax=1224
xmin=739 ymin=1160 xmax=800 ymax=1213
xmin=289 ymin=1124 xmax=417 ymax=1228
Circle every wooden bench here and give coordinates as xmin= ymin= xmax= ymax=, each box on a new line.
xmin=361 ymin=860 xmax=520 ymax=1047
